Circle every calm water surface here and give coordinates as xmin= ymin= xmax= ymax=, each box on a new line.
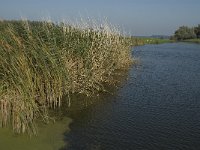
xmin=65 ymin=43 xmax=200 ymax=150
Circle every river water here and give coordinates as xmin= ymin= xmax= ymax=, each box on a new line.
xmin=64 ymin=43 xmax=200 ymax=150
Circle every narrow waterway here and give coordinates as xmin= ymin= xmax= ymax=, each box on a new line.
xmin=64 ymin=43 xmax=200 ymax=150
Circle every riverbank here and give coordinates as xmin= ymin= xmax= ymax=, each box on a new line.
xmin=183 ymin=38 xmax=200 ymax=43
xmin=0 ymin=20 xmax=133 ymax=134
xmin=130 ymin=37 xmax=172 ymax=46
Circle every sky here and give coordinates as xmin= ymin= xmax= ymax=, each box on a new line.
xmin=0 ymin=0 xmax=200 ymax=36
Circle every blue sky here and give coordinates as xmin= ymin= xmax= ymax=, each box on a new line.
xmin=0 ymin=0 xmax=199 ymax=36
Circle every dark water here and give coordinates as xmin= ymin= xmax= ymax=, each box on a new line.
xmin=65 ymin=43 xmax=200 ymax=150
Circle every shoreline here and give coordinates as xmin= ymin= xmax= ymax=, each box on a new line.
xmin=183 ymin=39 xmax=200 ymax=44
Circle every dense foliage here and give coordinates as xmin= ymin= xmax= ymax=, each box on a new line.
xmin=0 ymin=20 xmax=133 ymax=134
xmin=194 ymin=24 xmax=200 ymax=38
xmin=173 ymin=24 xmax=200 ymax=40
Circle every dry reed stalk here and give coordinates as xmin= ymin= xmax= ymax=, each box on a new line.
xmin=0 ymin=19 xmax=133 ymax=134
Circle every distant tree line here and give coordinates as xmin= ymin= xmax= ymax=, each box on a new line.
xmin=172 ymin=24 xmax=200 ymax=40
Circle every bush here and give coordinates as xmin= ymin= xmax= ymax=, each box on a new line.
xmin=194 ymin=24 xmax=200 ymax=38
xmin=174 ymin=26 xmax=196 ymax=40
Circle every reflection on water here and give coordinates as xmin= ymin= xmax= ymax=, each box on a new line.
xmin=0 ymin=117 xmax=71 ymax=150
xmin=64 ymin=43 xmax=200 ymax=150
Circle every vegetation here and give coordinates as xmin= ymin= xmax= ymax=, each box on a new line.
xmin=130 ymin=37 xmax=171 ymax=46
xmin=172 ymin=24 xmax=200 ymax=42
xmin=194 ymin=24 xmax=200 ymax=38
xmin=0 ymin=19 xmax=133 ymax=134
xmin=173 ymin=26 xmax=196 ymax=40
xmin=183 ymin=38 xmax=200 ymax=44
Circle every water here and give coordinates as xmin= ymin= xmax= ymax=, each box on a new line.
xmin=0 ymin=117 xmax=71 ymax=150
xmin=65 ymin=43 xmax=200 ymax=150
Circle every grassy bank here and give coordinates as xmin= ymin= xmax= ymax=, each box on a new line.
xmin=183 ymin=38 xmax=200 ymax=44
xmin=0 ymin=20 xmax=133 ymax=134
xmin=130 ymin=37 xmax=172 ymax=46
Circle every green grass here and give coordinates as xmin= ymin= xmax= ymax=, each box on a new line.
xmin=183 ymin=38 xmax=200 ymax=43
xmin=0 ymin=19 xmax=133 ymax=134
xmin=130 ymin=37 xmax=172 ymax=46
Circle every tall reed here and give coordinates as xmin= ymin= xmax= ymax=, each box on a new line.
xmin=0 ymin=19 xmax=132 ymax=134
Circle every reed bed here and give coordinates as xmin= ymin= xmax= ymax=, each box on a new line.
xmin=0 ymin=19 xmax=132 ymax=134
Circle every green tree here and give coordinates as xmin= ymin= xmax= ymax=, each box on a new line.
xmin=174 ymin=26 xmax=196 ymax=40
xmin=194 ymin=24 xmax=200 ymax=38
